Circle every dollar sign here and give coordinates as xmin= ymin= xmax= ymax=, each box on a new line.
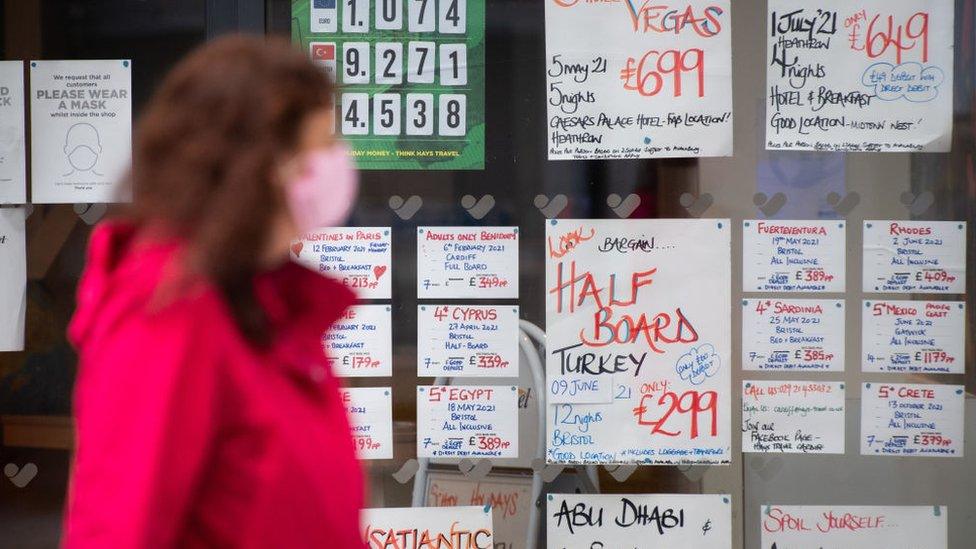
xmin=702 ymin=519 xmax=712 ymax=535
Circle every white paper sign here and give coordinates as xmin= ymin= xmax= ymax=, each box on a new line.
xmin=547 ymin=493 xmax=732 ymax=549
xmin=417 ymin=385 xmax=518 ymax=458
xmin=417 ymin=226 xmax=519 ymax=299
xmin=761 ymin=505 xmax=948 ymax=549
xmin=0 ymin=207 xmax=26 ymax=351
xmin=417 ymin=305 xmax=519 ymax=377
xmin=30 ymin=60 xmax=131 ymax=203
xmin=0 ymin=62 xmax=26 ymax=204
xmin=743 ymin=220 xmax=845 ymax=292
xmin=863 ymin=221 xmax=966 ymax=294
xmin=862 ymin=300 xmax=964 ymax=374
xmin=427 ymin=472 xmax=532 ymax=549
xmin=361 ymin=505 xmax=494 ymax=549
xmin=544 ymin=1 xmax=733 ymax=159
xmin=861 ymin=382 xmax=964 ymax=457
xmin=292 ymin=227 xmax=392 ymax=299
xmin=742 ymin=381 xmax=845 ymax=454
xmin=742 ymin=299 xmax=844 ymax=371
xmin=341 ymin=387 xmax=393 ymax=460
xmin=766 ymin=0 xmax=954 ymax=152
xmin=325 ymin=304 xmax=392 ymax=377
xmin=545 ymin=219 xmax=731 ymax=464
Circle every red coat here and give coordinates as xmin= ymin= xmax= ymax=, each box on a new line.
xmin=63 ymin=222 xmax=364 ymax=548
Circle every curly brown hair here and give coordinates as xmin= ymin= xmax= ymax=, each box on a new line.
xmin=127 ymin=36 xmax=334 ymax=345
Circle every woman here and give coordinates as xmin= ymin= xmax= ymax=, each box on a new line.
xmin=62 ymin=37 xmax=363 ymax=548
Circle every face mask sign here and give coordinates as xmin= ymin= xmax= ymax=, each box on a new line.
xmin=62 ymin=122 xmax=104 ymax=176
xmin=68 ymin=145 xmax=99 ymax=171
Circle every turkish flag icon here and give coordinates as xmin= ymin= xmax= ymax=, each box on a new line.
xmin=310 ymin=42 xmax=335 ymax=62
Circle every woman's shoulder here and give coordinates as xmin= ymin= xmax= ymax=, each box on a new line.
xmin=69 ymin=222 xmax=236 ymax=353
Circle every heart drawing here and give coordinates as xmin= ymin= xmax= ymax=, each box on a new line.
xmin=392 ymin=459 xmax=419 ymax=484
xmin=389 ymin=195 xmax=423 ymax=220
xmin=373 ymin=265 xmax=387 ymax=280
xmin=679 ymin=192 xmax=714 ymax=217
xmin=4 ymin=463 xmax=37 ymax=488
xmin=826 ymin=191 xmax=860 ymax=216
xmin=753 ymin=192 xmax=787 ymax=217
xmin=458 ymin=458 xmax=493 ymax=480
xmin=534 ymin=194 xmax=569 ymax=218
xmin=607 ymin=193 xmax=641 ymax=218
xmin=461 ymin=194 xmax=496 ymax=220
xmin=900 ymin=191 xmax=935 ymax=215
xmin=605 ymin=464 xmax=638 ymax=482
xmin=290 ymin=241 xmax=303 ymax=258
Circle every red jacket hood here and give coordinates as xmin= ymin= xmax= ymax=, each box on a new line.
xmin=69 ymin=221 xmax=356 ymax=357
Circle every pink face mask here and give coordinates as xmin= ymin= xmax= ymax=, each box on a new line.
xmin=284 ymin=142 xmax=359 ymax=234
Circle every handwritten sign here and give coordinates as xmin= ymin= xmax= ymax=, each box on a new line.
xmin=417 ymin=227 xmax=519 ymax=299
xmin=361 ymin=505 xmax=493 ymax=549
xmin=0 ymin=207 xmax=26 ymax=351
xmin=742 ymin=381 xmax=845 ymax=454
xmin=342 ymin=387 xmax=392 ymax=460
xmin=417 ymin=385 xmax=518 ymax=458
xmin=545 ymin=219 xmax=731 ymax=464
xmin=743 ymin=220 xmax=845 ymax=292
xmin=544 ymin=1 xmax=732 ymax=159
xmin=292 ymin=227 xmax=392 ymax=299
xmin=761 ymin=505 xmax=947 ymax=549
xmin=427 ymin=472 xmax=532 ymax=549
xmin=0 ymin=61 xmax=25 ymax=204
xmin=30 ymin=60 xmax=131 ymax=203
xmin=742 ymin=299 xmax=844 ymax=371
xmin=547 ymin=493 xmax=732 ymax=548
xmin=861 ymin=382 xmax=964 ymax=457
xmin=766 ymin=0 xmax=954 ymax=152
xmin=431 ymin=381 xmax=542 ymax=470
xmin=325 ymin=304 xmax=392 ymax=377
xmin=863 ymin=221 xmax=966 ymax=294
xmin=418 ymin=305 xmax=519 ymax=377
xmin=862 ymin=300 xmax=964 ymax=374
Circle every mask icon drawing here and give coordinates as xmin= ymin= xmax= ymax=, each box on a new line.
xmin=62 ymin=123 xmax=103 ymax=176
